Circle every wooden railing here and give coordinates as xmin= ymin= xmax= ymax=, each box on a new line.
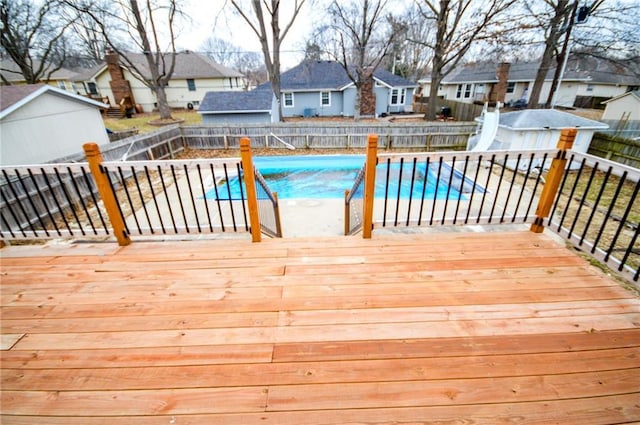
xmin=354 ymin=129 xmax=639 ymax=283
xmin=1 ymin=139 xmax=282 ymax=244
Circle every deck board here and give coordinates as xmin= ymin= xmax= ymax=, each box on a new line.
xmin=1 ymin=230 xmax=639 ymax=424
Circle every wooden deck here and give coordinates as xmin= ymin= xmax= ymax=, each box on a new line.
xmin=1 ymin=230 xmax=639 ymax=424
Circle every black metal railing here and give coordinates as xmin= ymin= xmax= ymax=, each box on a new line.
xmin=0 ymin=163 xmax=110 ymax=240
xmin=100 ymin=158 xmax=250 ymax=236
xmin=344 ymin=164 xmax=366 ymax=235
xmin=373 ymin=149 xmax=555 ymax=228
xmin=548 ymin=151 xmax=639 ymax=282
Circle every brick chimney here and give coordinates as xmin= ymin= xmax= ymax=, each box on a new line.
xmin=105 ymin=50 xmax=135 ymax=106
xmin=493 ymin=62 xmax=511 ymax=104
xmin=360 ymin=73 xmax=376 ymax=117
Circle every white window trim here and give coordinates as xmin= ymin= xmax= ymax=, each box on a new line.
xmin=506 ymin=82 xmax=516 ymax=94
xmin=456 ymin=84 xmax=462 ymax=99
xmin=320 ymin=91 xmax=331 ymax=107
xmin=283 ymin=92 xmax=294 ymax=108
xmin=390 ymin=88 xmax=406 ymax=106
xmin=464 ymin=84 xmax=472 ymax=98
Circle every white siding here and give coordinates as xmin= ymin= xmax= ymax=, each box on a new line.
xmin=93 ymin=69 xmax=244 ymax=112
xmin=1 ymin=93 xmax=108 ymax=165
xmin=602 ymin=94 xmax=640 ymax=121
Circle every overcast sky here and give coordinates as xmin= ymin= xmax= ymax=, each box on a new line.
xmin=176 ymin=1 xmax=318 ymax=68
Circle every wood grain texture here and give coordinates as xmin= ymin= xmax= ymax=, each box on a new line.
xmin=1 ymin=231 xmax=639 ymax=424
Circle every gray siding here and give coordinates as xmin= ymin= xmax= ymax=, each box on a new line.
xmin=202 ymin=112 xmax=271 ymax=124
xmin=343 ymin=88 xmax=356 ymax=117
xmin=376 ymin=86 xmax=416 ymax=115
xmin=281 ymin=91 xmax=344 ymax=117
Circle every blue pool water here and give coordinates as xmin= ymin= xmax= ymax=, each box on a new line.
xmin=206 ymin=155 xmax=472 ymax=200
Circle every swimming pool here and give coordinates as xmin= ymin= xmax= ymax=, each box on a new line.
xmin=206 ymin=155 xmax=473 ymax=200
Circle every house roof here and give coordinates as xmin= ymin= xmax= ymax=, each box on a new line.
xmin=82 ymin=51 xmax=244 ymax=81
xmin=258 ymin=60 xmax=416 ymax=92
xmin=0 ymin=84 xmax=108 ymax=119
xmin=477 ymin=109 xmax=609 ymax=131
xmin=0 ymin=58 xmax=78 ymax=83
xmin=441 ymin=56 xmax=640 ymax=86
xmin=198 ymin=90 xmax=272 ymax=114
xmin=601 ymin=90 xmax=640 ymax=104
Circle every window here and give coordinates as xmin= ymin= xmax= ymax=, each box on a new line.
xmin=464 ymin=84 xmax=472 ymax=98
xmin=456 ymin=84 xmax=463 ymax=98
xmin=506 ymin=82 xmax=516 ymax=93
xmin=87 ymin=82 xmax=98 ymax=95
xmin=57 ymin=81 xmax=66 ymax=90
xmin=283 ymin=92 xmax=294 ymax=107
xmin=390 ymin=88 xmax=406 ymax=106
xmin=320 ymin=91 xmax=331 ymax=106
xmin=586 ymin=84 xmax=594 ymax=92
xmin=187 ymin=79 xmax=196 ymax=91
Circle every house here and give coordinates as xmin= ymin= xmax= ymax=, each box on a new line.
xmin=0 ymin=84 xmax=109 ymax=165
xmin=0 ymin=57 xmax=79 ymax=92
xmin=76 ymin=51 xmax=246 ymax=112
xmin=419 ymin=56 xmax=640 ymax=108
xmin=273 ymin=60 xmax=416 ymax=118
xmin=601 ymin=91 xmax=640 ymax=121
xmin=198 ymin=60 xmax=417 ymax=122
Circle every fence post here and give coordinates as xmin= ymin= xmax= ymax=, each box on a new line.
xmin=273 ymin=192 xmax=283 ymax=238
xmin=239 ymin=137 xmax=262 ymax=242
xmin=530 ymin=128 xmax=577 ymax=233
xmin=344 ymin=189 xmax=350 ymax=236
xmin=362 ymin=134 xmax=378 ymax=239
xmin=83 ymin=143 xmax=131 ymax=246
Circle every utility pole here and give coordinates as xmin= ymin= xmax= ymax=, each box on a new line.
xmin=549 ymin=2 xmax=590 ymax=109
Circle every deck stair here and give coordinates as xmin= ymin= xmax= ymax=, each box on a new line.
xmin=1 ymin=231 xmax=639 ymax=423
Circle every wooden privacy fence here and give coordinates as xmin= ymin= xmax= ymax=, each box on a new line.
xmin=0 ymin=139 xmax=282 ymax=244
xmin=588 ymin=132 xmax=640 ymax=169
xmin=349 ymin=129 xmax=639 ymax=283
xmin=56 ymin=123 xmax=476 ymax=164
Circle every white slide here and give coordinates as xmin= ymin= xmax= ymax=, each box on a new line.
xmin=467 ymin=102 xmax=500 ymax=151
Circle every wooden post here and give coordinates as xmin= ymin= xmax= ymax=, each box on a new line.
xmin=239 ymin=137 xmax=262 ymax=242
xmin=530 ymin=128 xmax=577 ymax=233
xmin=83 ymin=143 xmax=131 ymax=246
xmin=362 ymin=134 xmax=378 ymax=239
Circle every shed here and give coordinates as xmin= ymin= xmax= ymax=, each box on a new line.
xmin=476 ymin=109 xmax=608 ymax=154
xmin=198 ymin=90 xmax=273 ymax=124
xmin=0 ymin=84 xmax=109 ymax=165
xmin=601 ymin=91 xmax=640 ymax=121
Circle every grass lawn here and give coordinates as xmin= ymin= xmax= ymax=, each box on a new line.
xmin=103 ymin=109 xmax=202 ymax=134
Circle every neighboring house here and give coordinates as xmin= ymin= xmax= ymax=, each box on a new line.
xmin=0 ymin=84 xmax=109 ymax=165
xmin=77 ymin=51 xmax=246 ymax=112
xmin=198 ymin=60 xmax=417 ymax=122
xmin=0 ymin=57 xmax=79 ymax=92
xmin=601 ymin=91 xmax=640 ymax=121
xmin=418 ymin=56 xmax=640 ymax=108
xmin=273 ymin=60 xmax=416 ymax=118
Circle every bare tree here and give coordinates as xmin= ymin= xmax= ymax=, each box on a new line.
xmin=64 ymin=0 xmax=183 ymax=120
xmin=526 ymin=0 xmax=640 ymax=108
xmin=525 ymin=0 xmax=573 ymax=108
xmin=413 ymin=0 xmax=517 ymax=120
xmin=200 ymin=36 xmax=240 ymax=67
xmin=320 ymin=0 xmax=403 ymax=120
xmin=390 ymin=4 xmax=434 ymax=80
xmin=0 ymin=0 xmax=74 ymax=84
xmin=228 ymin=0 xmax=307 ymax=122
